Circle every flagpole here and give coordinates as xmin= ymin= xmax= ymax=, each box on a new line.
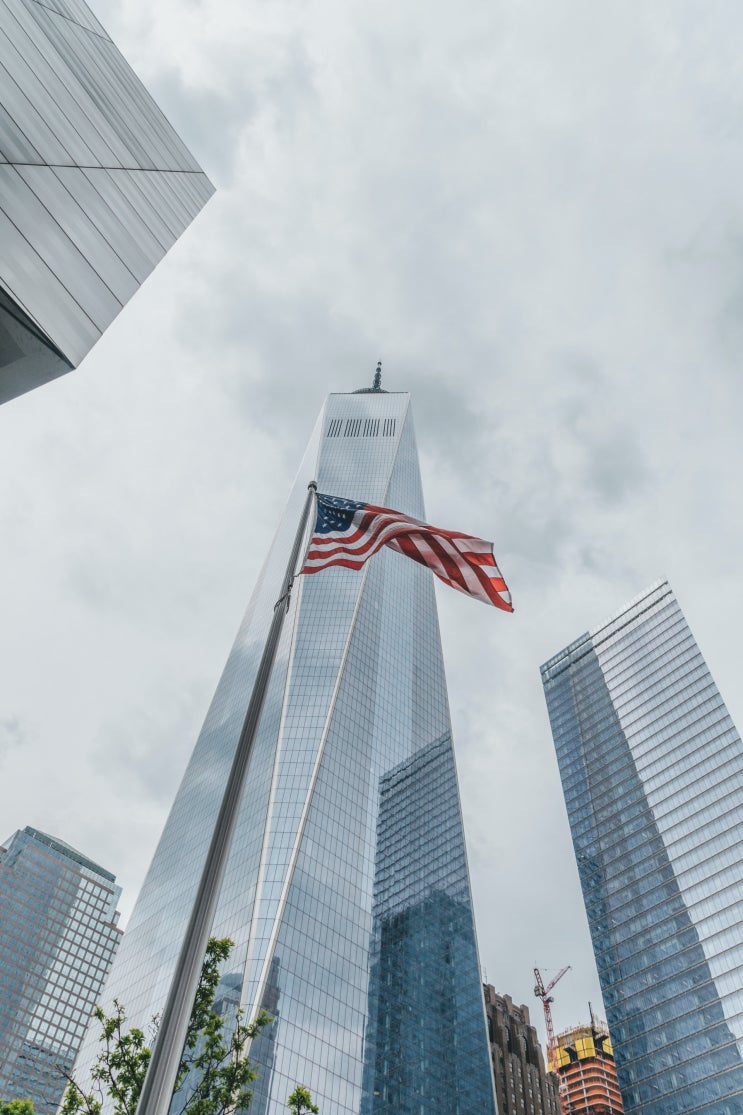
xmin=135 ymin=480 xmax=318 ymax=1115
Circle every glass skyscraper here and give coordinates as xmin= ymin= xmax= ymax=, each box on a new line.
xmin=76 ymin=387 xmax=496 ymax=1115
xmin=541 ymin=580 xmax=743 ymax=1115
xmin=0 ymin=0 xmax=213 ymax=404
xmin=0 ymin=826 xmax=123 ymax=1112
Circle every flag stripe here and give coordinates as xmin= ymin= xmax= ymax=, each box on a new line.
xmin=300 ymin=493 xmax=513 ymax=612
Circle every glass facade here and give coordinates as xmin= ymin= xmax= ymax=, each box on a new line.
xmin=0 ymin=0 xmax=213 ymax=403
xmin=0 ymin=826 xmax=122 ymax=1112
xmin=76 ymin=390 xmax=496 ymax=1115
xmin=541 ymin=580 xmax=743 ymax=1115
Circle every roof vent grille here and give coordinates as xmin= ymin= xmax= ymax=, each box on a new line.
xmin=325 ymin=416 xmax=398 ymax=438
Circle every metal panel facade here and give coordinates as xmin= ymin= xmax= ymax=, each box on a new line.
xmin=542 ymin=581 xmax=743 ymax=1115
xmin=0 ymin=0 xmax=213 ymax=402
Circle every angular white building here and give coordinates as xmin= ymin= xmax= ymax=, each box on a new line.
xmin=0 ymin=0 xmax=213 ymax=403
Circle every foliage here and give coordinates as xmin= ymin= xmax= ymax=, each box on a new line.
xmin=3 ymin=976 xmax=320 ymax=1115
xmin=60 ymin=1000 xmax=148 ymax=1115
xmin=287 ymin=1087 xmax=319 ymax=1115
xmin=0 ymin=1101 xmax=37 ymax=1115
xmin=173 ymin=939 xmax=269 ymax=1115
xmin=60 ymin=938 xmax=274 ymax=1115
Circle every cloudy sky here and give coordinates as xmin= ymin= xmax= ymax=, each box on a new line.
xmin=2 ymin=0 xmax=743 ymax=1044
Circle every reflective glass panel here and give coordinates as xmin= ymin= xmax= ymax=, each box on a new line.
xmin=75 ymin=394 xmax=497 ymax=1115
xmin=542 ymin=582 xmax=743 ymax=1115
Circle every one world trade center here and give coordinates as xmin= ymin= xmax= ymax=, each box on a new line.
xmin=77 ymin=381 xmax=497 ymax=1115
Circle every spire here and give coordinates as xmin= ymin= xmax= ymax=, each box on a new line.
xmin=353 ymin=360 xmax=387 ymax=393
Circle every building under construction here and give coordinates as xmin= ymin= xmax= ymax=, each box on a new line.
xmin=552 ymin=1017 xmax=624 ymax=1114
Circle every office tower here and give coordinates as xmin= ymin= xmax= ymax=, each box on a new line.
xmin=0 ymin=0 xmax=213 ymax=405
xmin=76 ymin=386 xmax=497 ymax=1115
xmin=0 ymin=826 xmax=123 ymax=1112
xmin=483 ymin=985 xmax=560 ymax=1115
xmin=541 ymin=580 xmax=743 ymax=1115
xmin=553 ymin=1019 xmax=624 ymax=1114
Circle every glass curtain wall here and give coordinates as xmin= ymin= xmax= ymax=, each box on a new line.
xmin=0 ymin=827 xmax=122 ymax=1112
xmin=542 ymin=581 xmax=743 ymax=1115
xmin=76 ymin=391 xmax=496 ymax=1115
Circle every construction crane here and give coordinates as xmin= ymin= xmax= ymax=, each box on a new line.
xmin=534 ymin=965 xmax=571 ymax=1074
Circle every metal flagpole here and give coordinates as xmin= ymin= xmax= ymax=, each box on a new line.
xmin=136 ymin=480 xmax=318 ymax=1115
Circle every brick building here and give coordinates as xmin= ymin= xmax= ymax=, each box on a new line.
xmin=484 ymin=985 xmax=561 ymax=1115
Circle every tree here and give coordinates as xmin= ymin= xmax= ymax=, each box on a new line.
xmin=287 ymin=1087 xmax=319 ymax=1115
xmin=1 ymin=1102 xmax=37 ymax=1115
xmin=61 ymin=939 xmax=317 ymax=1115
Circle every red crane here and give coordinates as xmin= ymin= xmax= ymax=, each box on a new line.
xmin=534 ymin=965 xmax=571 ymax=1074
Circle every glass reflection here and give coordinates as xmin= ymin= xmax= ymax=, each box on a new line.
xmin=76 ymin=394 xmax=496 ymax=1115
xmin=363 ymin=735 xmax=493 ymax=1114
xmin=542 ymin=584 xmax=743 ymax=1114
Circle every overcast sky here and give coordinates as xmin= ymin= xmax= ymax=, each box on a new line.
xmin=2 ymin=0 xmax=743 ymax=1045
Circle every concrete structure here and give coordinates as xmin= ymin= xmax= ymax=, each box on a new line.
xmin=542 ymin=580 xmax=743 ymax=1115
xmin=483 ymin=985 xmax=560 ymax=1115
xmin=0 ymin=0 xmax=213 ymax=404
xmin=553 ymin=1019 xmax=624 ymax=1115
xmin=0 ymin=826 xmax=122 ymax=1112
xmin=75 ymin=385 xmax=496 ymax=1115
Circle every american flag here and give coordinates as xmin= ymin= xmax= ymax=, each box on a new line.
xmin=300 ymin=493 xmax=513 ymax=612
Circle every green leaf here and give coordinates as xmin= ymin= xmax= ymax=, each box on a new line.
xmin=61 ymin=938 xmax=282 ymax=1115
xmin=1 ymin=1100 xmax=38 ymax=1115
xmin=287 ymin=1085 xmax=319 ymax=1115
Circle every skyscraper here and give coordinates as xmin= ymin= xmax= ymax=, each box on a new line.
xmin=541 ymin=580 xmax=743 ymax=1115
xmin=0 ymin=0 xmax=213 ymax=405
xmin=483 ymin=985 xmax=560 ymax=1115
xmin=0 ymin=826 xmax=123 ymax=1112
xmin=76 ymin=386 xmax=497 ymax=1115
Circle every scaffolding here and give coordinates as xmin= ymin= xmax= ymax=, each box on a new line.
xmin=552 ymin=1017 xmax=624 ymax=1114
